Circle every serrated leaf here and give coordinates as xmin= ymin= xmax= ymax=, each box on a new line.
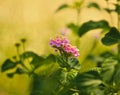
xmin=75 ymin=71 xmax=103 ymax=94
xmin=113 ymin=67 xmax=120 ymax=87
xmin=1 ymin=59 xmax=17 ymax=72
xmin=101 ymin=57 xmax=117 ymax=83
xmin=56 ymin=4 xmax=69 ymax=12
xmin=68 ymin=58 xmax=80 ymax=70
xmin=79 ymin=20 xmax=110 ymax=37
xmin=87 ymin=2 xmax=101 ymax=10
xmin=57 ymin=56 xmax=69 ymax=68
xmin=102 ymin=27 xmax=120 ymax=46
xmin=76 ymin=71 xmax=102 ymax=88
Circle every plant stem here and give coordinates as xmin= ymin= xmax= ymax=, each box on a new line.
xmin=16 ymin=44 xmax=30 ymax=72
xmin=106 ymin=0 xmax=114 ymax=26
xmin=117 ymin=0 xmax=120 ymax=61
xmin=117 ymin=0 xmax=120 ymax=30
xmin=76 ymin=9 xmax=80 ymax=26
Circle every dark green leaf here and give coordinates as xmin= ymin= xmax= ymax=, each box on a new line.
xmin=1 ymin=59 xmax=17 ymax=72
xmin=102 ymin=27 xmax=120 ymax=46
xmin=113 ymin=68 xmax=120 ymax=87
xmin=57 ymin=56 xmax=69 ymax=68
xmin=100 ymin=51 xmax=114 ymax=58
xmin=45 ymin=54 xmax=56 ymax=63
xmin=31 ymin=56 xmax=45 ymax=68
xmin=67 ymin=23 xmax=79 ymax=35
xmin=101 ymin=57 xmax=117 ymax=83
xmin=68 ymin=58 xmax=80 ymax=70
xmin=56 ymin=4 xmax=69 ymax=12
xmin=115 ymin=4 xmax=120 ymax=14
xmin=79 ymin=20 xmax=110 ymax=37
xmin=7 ymin=73 xmax=14 ymax=78
xmin=87 ymin=2 xmax=101 ymax=10
xmin=76 ymin=71 xmax=102 ymax=88
xmin=104 ymin=8 xmax=114 ymax=13
xmin=16 ymin=67 xmax=26 ymax=74
xmin=75 ymin=71 xmax=103 ymax=94
xmin=21 ymin=51 xmax=38 ymax=58
xmin=21 ymin=51 xmax=45 ymax=68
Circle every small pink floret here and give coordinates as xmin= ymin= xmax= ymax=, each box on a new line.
xmin=50 ymin=36 xmax=79 ymax=57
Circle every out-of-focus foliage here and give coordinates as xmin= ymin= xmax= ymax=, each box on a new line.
xmin=102 ymin=27 xmax=120 ymax=46
xmin=1 ymin=0 xmax=120 ymax=95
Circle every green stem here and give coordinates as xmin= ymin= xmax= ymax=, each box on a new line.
xmin=106 ymin=0 xmax=114 ymax=26
xmin=22 ymin=43 xmax=25 ymax=52
xmin=16 ymin=45 xmax=30 ymax=72
xmin=117 ymin=0 xmax=120 ymax=62
xmin=118 ymin=44 xmax=120 ymax=61
xmin=117 ymin=0 xmax=120 ymax=30
xmin=76 ymin=9 xmax=80 ymax=26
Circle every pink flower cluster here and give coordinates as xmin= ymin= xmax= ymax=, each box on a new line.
xmin=50 ymin=36 xmax=79 ymax=57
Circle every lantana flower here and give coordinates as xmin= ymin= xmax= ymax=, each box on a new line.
xmin=50 ymin=36 xmax=79 ymax=57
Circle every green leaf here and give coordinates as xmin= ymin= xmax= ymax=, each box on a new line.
xmin=57 ymin=56 xmax=69 ymax=68
xmin=15 ymin=67 xmax=26 ymax=74
xmin=79 ymin=20 xmax=110 ymax=37
xmin=45 ymin=54 xmax=56 ymax=63
xmin=76 ymin=71 xmax=102 ymax=88
xmin=87 ymin=2 xmax=101 ymax=10
xmin=56 ymin=4 xmax=69 ymax=12
xmin=102 ymin=27 xmax=120 ymax=46
xmin=68 ymin=58 xmax=80 ymax=70
xmin=67 ymin=23 xmax=79 ymax=35
xmin=31 ymin=56 xmax=45 ymax=68
xmin=75 ymin=71 xmax=103 ymax=94
xmin=115 ymin=4 xmax=120 ymax=14
xmin=101 ymin=57 xmax=117 ymax=83
xmin=104 ymin=8 xmax=114 ymax=13
xmin=21 ymin=51 xmax=38 ymax=58
xmin=21 ymin=51 xmax=45 ymax=68
xmin=7 ymin=73 xmax=14 ymax=78
xmin=100 ymin=51 xmax=114 ymax=58
xmin=1 ymin=59 xmax=17 ymax=72
xmin=112 ymin=64 xmax=120 ymax=87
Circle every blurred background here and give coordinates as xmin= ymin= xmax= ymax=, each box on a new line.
xmin=0 ymin=0 xmax=117 ymax=95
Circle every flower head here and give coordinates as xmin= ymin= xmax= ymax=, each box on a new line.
xmin=50 ymin=36 xmax=79 ymax=57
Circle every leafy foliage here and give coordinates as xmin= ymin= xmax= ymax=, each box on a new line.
xmin=68 ymin=57 xmax=80 ymax=70
xmin=115 ymin=4 xmax=120 ymax=14
xmin=21 ymin=51 xmax=45 ymax=68
xmin=79 ymin=20 xmax=110 ymax=37
xmin=56 ymin=4 xmax=69 ymax=12
xmin=2 ymin=0 xmax=120 ymax=95
xmin=76 ymin=71 xmax=103 ymax=95
xmin=87 ymin=2 xmax=101 ymax=10
xmin=67 ymin=23 xmax=79 ymax=35
xmin=104 ymin=8 xmax=114 ymax=13
xmin=1 ymin=59 xmax=17 ymax=72
xmin=102 ymin=27 xmax=120 ymax=46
